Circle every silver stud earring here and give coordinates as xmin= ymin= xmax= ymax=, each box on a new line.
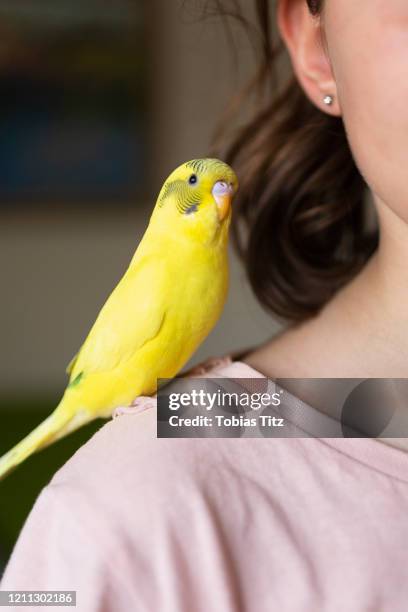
xmin=323 ymin=94 xmax=334 ymax=106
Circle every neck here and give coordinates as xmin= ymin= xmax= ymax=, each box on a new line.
xmin=244 ymin=192 xmax=408 ymax=451
xmin=316 ymin=194 xmax=408 ymax=377
xmin=291 ymin=194 xmax=408 ymax=451
xmin=128 ymin=214 xmax=229 ymax=272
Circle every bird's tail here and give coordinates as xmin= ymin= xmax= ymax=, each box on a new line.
xmin=0 ymin=397 xmax=94 ymax=481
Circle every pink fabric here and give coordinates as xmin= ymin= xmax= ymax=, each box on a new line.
xmin=2 ymin=356 xmax=408 ymax=611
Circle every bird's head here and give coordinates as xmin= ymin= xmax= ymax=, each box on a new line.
xmin=150 ymin=158 xmax=238 ymax=245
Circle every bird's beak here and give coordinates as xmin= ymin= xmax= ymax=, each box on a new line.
xmin=212 ymin=181 xmax=236 ymax=221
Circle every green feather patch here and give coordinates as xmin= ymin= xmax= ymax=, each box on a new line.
xmin=68 ymin=371 xmax=84 ymax=388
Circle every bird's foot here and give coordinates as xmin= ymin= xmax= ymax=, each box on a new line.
xmin=112 ymin=396 xmax=155 ymax=419
xmin=183 ymin=355 xmax=232 ymax=376
xmin=130 ymin=395 xmax=156 ymax=408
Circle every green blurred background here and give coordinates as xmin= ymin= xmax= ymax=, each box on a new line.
xmin=0 ymin=0 xmax=281 ymax=571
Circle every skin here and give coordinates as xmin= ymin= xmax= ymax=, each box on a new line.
xmin=242 ymin=0 xmax=408 ymax=450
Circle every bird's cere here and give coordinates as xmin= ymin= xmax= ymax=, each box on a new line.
xmin=212 ymin=180 xmax=235 ymax=221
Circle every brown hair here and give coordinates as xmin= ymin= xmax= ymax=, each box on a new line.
xmin=205 ymin=0 xmax=378 ymax=325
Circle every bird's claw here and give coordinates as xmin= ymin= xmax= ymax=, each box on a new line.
xmin=112 ymin=396 xmax=155 ymax=419
xmin=183 ymin=355 xmax=231 ymax=376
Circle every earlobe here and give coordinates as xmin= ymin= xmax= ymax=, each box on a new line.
xmin=277 ymin=0 xmax=341 ymax=116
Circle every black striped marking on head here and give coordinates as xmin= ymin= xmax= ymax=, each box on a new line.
xmin=186 ymin=159 xmax=206 ymax=174
xmin=186 ymin=158 xmax=229 ymax=176
xmin=158 ymin=179 xmax=200 ymax=214
xmin=158 ymin=159 xmax=231 ymax=213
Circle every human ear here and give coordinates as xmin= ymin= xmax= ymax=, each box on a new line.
xmin=276 ymin=0 xmax=341 ymax=116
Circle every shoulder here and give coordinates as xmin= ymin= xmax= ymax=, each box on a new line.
xmin=45 ymin=351 xmax=273 ymax=522
xmin=49 ymin=401 xmax=196 ymax=495
xmin=1 ymin=403 xmax=220 ymax=599
xmin=45 ymin=353 xmax=262 ymax=501
xmin=48 ymin=355 xmax=234 ymax=493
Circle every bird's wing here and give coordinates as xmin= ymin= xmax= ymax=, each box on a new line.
xmin=66 ymin=352 xmax=79 ymax=376
xmin=67 ymin=255 xmax=168 ymax=382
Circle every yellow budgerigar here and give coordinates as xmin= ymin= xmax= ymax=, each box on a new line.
xmin=0 ymin=158 xmax=238 ymax=480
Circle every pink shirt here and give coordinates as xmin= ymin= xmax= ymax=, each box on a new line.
xmin=2 ymin=356 xmax=408 ymax=611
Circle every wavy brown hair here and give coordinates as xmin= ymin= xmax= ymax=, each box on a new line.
xmin=204 ymin=0 xmax=378 ymax=324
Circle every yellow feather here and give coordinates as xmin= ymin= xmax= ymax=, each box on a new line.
xmin=0 ymin=158 xmax=238 ymax=480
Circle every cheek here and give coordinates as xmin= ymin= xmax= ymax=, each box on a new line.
xmin=325 ymin=1 xmax=408 ymax=220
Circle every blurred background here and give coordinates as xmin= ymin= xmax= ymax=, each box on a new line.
xmin=0 ymin=0 xmax=282 ymax=569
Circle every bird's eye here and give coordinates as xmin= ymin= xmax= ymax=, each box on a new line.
xmin=188 ymin=174 xmax=197 ymax=185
